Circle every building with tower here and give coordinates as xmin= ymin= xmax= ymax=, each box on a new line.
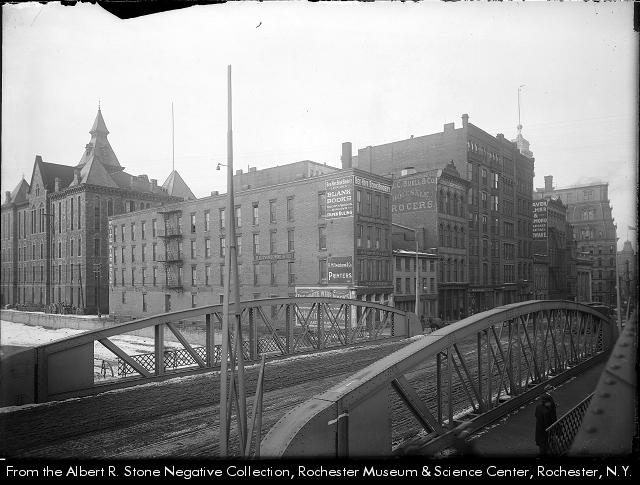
xmin=617 ymin=240 xmax=637 ymax=315
xmin=344 ymin=113 xmax=536 ymax=313
xmin=0 ymin=108 xmax=189 ymax=312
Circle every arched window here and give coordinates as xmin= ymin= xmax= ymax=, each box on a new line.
xmin=446 ymin=225 xmax=451 ymax=246
xmin=453 ymin=226 xmax=458 ymax=248
xmin=460 ymin=227 xmax=465 ymax=248
xmin=439 ymin=223 xmax=444 ymax=246
xmin=453 ymin=259 xmax=458 ymax=281
xmin=460 ymin=259 xmax=464 ymax=281
xmin=446 ymin=258 xmax=451 ymax=282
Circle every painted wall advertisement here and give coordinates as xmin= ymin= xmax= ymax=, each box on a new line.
xmin=325 ymin=176 xmax=353 ymax=219
xmin=294 ymin=286 xmax=354 ymax=328
xmin=391 ymin=173 xmax=437 ymax=214
xmin=328 ymin=256 xmax=353 ymax=284
xmin=533 ymin=199 xmax=548 ymax=239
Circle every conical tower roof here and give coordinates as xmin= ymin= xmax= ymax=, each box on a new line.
xmin=77 ymin=108 xmax=123 ymax=171
xmin=162 ymin=170 xmax=196 ymax=200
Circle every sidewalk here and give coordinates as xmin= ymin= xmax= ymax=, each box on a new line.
xmin=469 ymin=362 xmax=605 ymax=456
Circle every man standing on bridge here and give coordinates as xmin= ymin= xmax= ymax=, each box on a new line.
xmin=535 ymin=394 xmax=555 ymax=456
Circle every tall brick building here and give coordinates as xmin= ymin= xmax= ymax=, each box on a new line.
xmin=108 ymin=163 xmax=393 ymax=319
xmin=0 ymin=108 xmax=186 ymax=312
xmin=347 ymin=113 xmax=536 ymax=313
xmin=534 ymin=176 xmax=618 ymax=306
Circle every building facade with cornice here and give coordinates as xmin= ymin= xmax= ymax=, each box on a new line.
xmin=345 ymin=113 xmax=535 ymax=314
xmin=0 ymin=109 xmax=189 ymax=313
xmin=534 ymin=176 xmax=617 ymax=306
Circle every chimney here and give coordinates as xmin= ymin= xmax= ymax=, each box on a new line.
xmin=151 ymin=179 xmax=157 ymax=188
xmin=211 ymin=190 xmax=219 ymax=196
xmin=444 ymin=122 xmax=455 ymax=133
xmin=73 ymin=168 xmax=81 ymax=185
xmin=341 ymin=142 xmax=352 ymax=169
xmin=54 ymin=177 xmax=61 ymax=192
xmin=249 ymin=167 xmax=257 ymax=173
xmin=236 ymin=169 xmax=243 ymax=175
xmin=462 ymin=113 xmax=469 ymax=128
xmin=496 ymin=133 xmax=504 ymax=141
xmin=544 ymin=175 xmax=553 ymax=191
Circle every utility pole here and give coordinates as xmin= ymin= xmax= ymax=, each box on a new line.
xmin=219 ymin=65 xmax=247 ymax=456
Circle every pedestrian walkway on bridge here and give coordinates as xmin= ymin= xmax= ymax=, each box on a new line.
xmin=465 ymin=362 xmax=605 ymax=456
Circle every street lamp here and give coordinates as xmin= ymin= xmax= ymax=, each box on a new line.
xmin=216 ymin=162 xmax=227 ymax=171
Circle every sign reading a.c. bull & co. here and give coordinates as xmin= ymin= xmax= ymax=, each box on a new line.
xmin=392 ymin=172 xmax=437 ymax=214
xmin=532 ymin=199 xmax=548 ymax=239
xmin=325 ymin=176 xmax=354 ymax=219
xmin=328 ymin=256 xmax=353 ymax=284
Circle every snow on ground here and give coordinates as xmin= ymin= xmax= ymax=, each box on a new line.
xmin=0 ymin=320 xmax=185 ymax=378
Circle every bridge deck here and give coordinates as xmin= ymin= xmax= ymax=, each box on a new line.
xmin=465 ymin=361 xmax=605 ymax=457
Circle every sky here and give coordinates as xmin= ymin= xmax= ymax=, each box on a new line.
xmin=2 ymin=1 xmax=637 ymax=249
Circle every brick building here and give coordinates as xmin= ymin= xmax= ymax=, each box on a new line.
xmin=531 ymin=197 xmax=570 ymax=300
xmin=0 ymin=108 xmax=185 ymax=312
xmin=617 ymin=240 xmax=637 ymax=313
xmin=392 ymin=249 xmax=438 ymax=318
xmin=534 ymin=176 xmax=618 ymax=306
xmin=108 ymin=163 xmax=394 ymax=319
xmin=347 ymin=113 xmax=535 ymax=313
xmin=385 ymin=162 xmax=469 ymax=321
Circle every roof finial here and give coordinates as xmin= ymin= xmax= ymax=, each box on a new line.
xmin=517 ymin=85 xmax=525 ymax=134
xmin=98 ymin=99 xmax=101 ymax=111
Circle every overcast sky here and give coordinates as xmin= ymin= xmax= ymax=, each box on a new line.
xmin=2 ymin=1 xmax=637 ymax=249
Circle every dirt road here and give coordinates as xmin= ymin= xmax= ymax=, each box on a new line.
xmin=1 ymin=337 xmax=420 ymax=458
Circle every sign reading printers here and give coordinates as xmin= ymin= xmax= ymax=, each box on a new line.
xmin=325 ymin=176 xmax=354 ymax=219
xmin=392 ymin=173 xmax=437 ymax=214
xmin=328 ymin=256 xmax=353 ymax=283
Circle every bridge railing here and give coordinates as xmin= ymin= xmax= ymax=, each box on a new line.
xmin=569 ymin=311 xmax=637 ymax=456
xmin=0 ymin=297 xmax=414 ymax=406
xmin=547 ymin=393 xmax=594 ymax=456
xmin=260 ymin=300 xmax=616 ymax=457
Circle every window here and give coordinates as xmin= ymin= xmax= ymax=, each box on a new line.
xmin=122 ymin=269 xmax=126 ymax=287
xmin=318 ymin=192 xmax=326 ymax=217
xmin=121 ymin=247 xmax=125 ymax=263
xmin=318 ymin=226 xmax=327 ymax=250
xmin=190 ymin=213 xmax=196 ymax=233
xmin=141 ymin=268 xmax=146 ymax=286
xmin=220 ymin=236 xmax=226 ymax=257
xmin=191 ymin=265 xmax=197 ymax=286
xmin=142 ymin=243 xmax=146 ymax=262
xmin=287 ymin=229 xmax=295 ymax=252
xmin=396 ymin=278 xmax=402 ymax=293
xmin=153 ymin=267 xmax=157 ymax=286
xmin=177 ymin=215 xmax=182 ymax=234
xmin=204 ymin=210 xmax=210 ymax=231
xmin=94 ymin=239 xmax=101 ymax=257
xmin=205 ymin=238 xmax=211 ymax=258
xmin=131 ymin=268 xmax=135 ymax=286
xmin=492 ymin=172 xmax=499 ymax=189
xmin=94 ymin=198 xmax=100 ymax=231
xmin=253 ymin=263 xmax=259 ymax=286
xmin=482 ymin=215 xmax=488 ymax=233
xmin=152 ymin=243 xmax=157 ymax=261
xmin=374 ymin=194 xmax=381 ymax=217
xmin=71 ymin=239 xmax=74 ymax=257
xmin=365 ymin=192 xmax=371 ymax=214
xmin=141 ymin=221 xmax=146 ymax=239
xmin=235 ymin=206 xmax=241 ymax=228
xmin=357 ymin=225 xmax=363 ymax=248
xmin=253 ymin=234 xmax=260 ymax=256
xmin=319 ymin=259 xmax=327 ymax=283
xmin=219 ymin=208 xmax=225 ymax=230
xmin=142 ymin=293 xmax=147 ymax=312
xmin=205 ymin=265 xmax=211 ymax=286
xmin=252 ymin=203 xmax=259 ymax=225
xmin=178 ymin=241 xmax=183 ymax=258
xmin=481 ymin=192 xmax=488 ymax=210
xmin=71 ymin=198 xmax=74 ymax=230
xmin=270 ymin=262 xmax=277 ymax=285
xmin=288 ymin=262 xmax=295 ymax=286
xmin=190 ymin=240 xmax=196 ymax=258
xmin=270 ymin=231 xmax=277 ymax=254
xmin=114 ymin=248 xmax=117 ymax=264
xmin=481 ymin=168 xmax=488 ymax=185
xmin=191 ymin=294 xmax=197 ymax=308
xmin=236 ymin=235 xmax=242 ymax=256
xmin=107 ymin=199 xmax=113 ymax=217
xmin=405 ymin=278 xmax=411 ymax=294
xmin=356 ymin=190 xmax=362 ymax=213
xmin=121 ymin=224 xmax=125 ymax=241
xmin=152 ymin=219 xmax=157 ymax=237
xmin=131 ymin=245 xmax=135 ymax=262
xmin=269 ymin=200 xmax=276 ymax=223
xmin=131 ymin=223 xmax=136 ymax=241
xmin=287 ymin=197 xmax=294 ymax=221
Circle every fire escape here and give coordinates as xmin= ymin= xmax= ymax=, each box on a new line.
xmin=158 ymin=208 xmax=183 ymax=291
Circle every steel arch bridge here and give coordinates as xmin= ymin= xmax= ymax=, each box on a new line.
xmin=1 ymin=297 xmax=418 ymax=406
xmin=261 ymin=300 xmax=616 ymax=457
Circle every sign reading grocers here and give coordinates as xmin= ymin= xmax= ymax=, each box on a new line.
xmin=392 ymin=173 xmax=437 ymax=214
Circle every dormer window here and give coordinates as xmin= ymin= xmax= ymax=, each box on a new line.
xmin=35 ymin=185 xmax=40 ymax=197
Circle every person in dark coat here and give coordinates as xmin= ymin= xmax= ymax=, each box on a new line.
xmin=535 ymin=394 xmax=555 ymax=456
